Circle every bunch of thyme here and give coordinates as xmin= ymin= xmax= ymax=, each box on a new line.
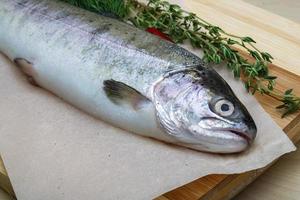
xmin=63 ymin=0 xmax=300 ymax=117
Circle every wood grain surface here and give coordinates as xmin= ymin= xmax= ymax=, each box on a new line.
xmin=0 ymin=157 xmax=15 ymax=199
xmin=0 ymin=0 xmax=300 ymax=199
xmin=156 ymin=0 xmax=300 ymax=199
xmin=157 ymin=0 xmax=300 ymax=200
xmin=247 ymin=0 xmax=300 ymax=23
xmin=234 ymin=138 xmax=300 ymax=200
xmin=0 ymin=189 xmax=13 ymax=200
xmin=0 ymin=157 xmax=6 ymax=177
xmin=154 ymin=67 xmax=300 ymax=200
xmin=233 ymin=2 xmax=300 ymax=199
xmin=180 ymin=0 xmax=300 ymax=76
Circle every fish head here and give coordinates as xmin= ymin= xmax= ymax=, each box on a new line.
xmin=153 ymin=66 xmax=257 ymax=153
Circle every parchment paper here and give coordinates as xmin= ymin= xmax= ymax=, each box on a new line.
xmin=0 ymin=50 xmax=296 ymax=200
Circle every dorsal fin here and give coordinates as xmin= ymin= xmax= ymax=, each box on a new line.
xmin=103 ymin=79 xmax=151 ymax=110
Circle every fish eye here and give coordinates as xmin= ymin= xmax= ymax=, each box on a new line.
xmin=214 ymin=99 xmax=234 ymax=117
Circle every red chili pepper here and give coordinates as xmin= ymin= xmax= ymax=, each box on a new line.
xmin=146 ymin=27 xmax=173 ymax=43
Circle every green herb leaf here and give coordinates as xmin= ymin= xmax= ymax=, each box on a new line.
xmin=285 ymin=89 xmax=293 ymax=95
xmin=242 ymin=37 xmax=256 ymax=43
xmin=227 ymin=38 xmax=239 ymax=45
xmin=265 ymin=76 xmax=277 ymax=80
xmin=63 ymin=0 xmax=300 ymax=117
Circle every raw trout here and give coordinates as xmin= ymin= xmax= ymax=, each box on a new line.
xmin=0 ymin=0 xmax=257 ymax=153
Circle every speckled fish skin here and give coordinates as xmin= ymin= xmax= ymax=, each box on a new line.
xmin=0 ymin=0 xmax=257 ymax=153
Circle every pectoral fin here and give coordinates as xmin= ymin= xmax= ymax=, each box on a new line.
xmin=14 ymin=58 xmax=38 ymax=86
xmin=103 ymin=79 xmax=151 ymax=110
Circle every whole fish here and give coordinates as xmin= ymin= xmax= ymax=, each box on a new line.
xmin=0 ymin=0 xmax=257 ymax=153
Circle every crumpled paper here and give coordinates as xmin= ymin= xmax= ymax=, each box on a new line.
xmin=0 ymin=51 xmax=295 ymax=200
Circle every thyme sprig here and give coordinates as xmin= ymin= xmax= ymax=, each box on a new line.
xmin=63 ymin=0 xmax=300 ymax=117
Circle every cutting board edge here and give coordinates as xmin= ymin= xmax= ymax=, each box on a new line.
xmin=199 ymin=114 xmax=300 ymax=200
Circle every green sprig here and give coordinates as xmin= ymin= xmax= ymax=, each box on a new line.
xmin=63 ymin=0 xmax=300 ymax=117
xmin=62 ymin=0 xmax=130 ymax=18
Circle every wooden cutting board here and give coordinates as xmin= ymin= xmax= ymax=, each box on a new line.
xmin=0 ymin=157 xmax=15 ymax=198
xmin=0 ymin=0 xmax=300 ymax=199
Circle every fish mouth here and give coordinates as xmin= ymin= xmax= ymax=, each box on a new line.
xmin=229 ymin=130 xmax=252 ymax=144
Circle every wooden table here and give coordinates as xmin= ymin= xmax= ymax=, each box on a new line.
xmin=1 ymin=0 xmax=300 ymax=199
xmin=0 ymin=157 xmax=15 ymax=198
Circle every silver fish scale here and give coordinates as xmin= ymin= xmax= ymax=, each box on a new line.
xmin=0 ymin=0 xmax=257 ymax=153
xmin=2 ymin=0 xmax=203 ymax=95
